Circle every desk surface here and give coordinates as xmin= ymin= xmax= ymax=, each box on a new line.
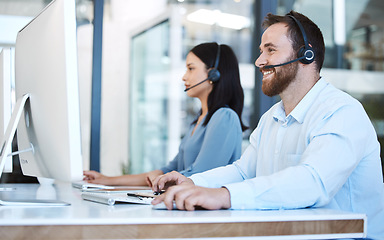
xmin=0 ymin=183 xmax=366 ymax=240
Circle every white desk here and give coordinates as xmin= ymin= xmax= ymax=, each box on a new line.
xmin=0 ymin=183 xmax=366 ymax=239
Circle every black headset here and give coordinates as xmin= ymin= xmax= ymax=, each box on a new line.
xmin=288 ymin=14 xmax=315 ymax=64
xmin=207 ymin=44 xmax=221 ymax=82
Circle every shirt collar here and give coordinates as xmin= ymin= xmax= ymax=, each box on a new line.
xmin=273 ymin=101 xmax=286 ymax=123
xmin=273 ymin=78 xmax=328 ymax=124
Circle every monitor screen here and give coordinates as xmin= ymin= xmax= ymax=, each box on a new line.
xmin=0 ymin=48 xmax=13 ymax=174
xmin=12 ymin=0 xmax=83 ymax=182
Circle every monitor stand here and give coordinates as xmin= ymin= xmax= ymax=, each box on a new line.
xmin=0 ymin=94 xmax=30 ymax=178
xmin=0 ymin=199 xmax=70 ymax=206
xmin=0 ymin=94 xmax=70 ymax=206
xmin=0 ymin=187 xmax=16 ymax=191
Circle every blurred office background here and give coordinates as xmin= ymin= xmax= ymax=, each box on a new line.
xmin=0 ymin=0 xmax=383 ymax=180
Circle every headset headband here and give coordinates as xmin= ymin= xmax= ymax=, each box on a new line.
xmin=288 ymin=15 xmax=309 ymax=49
xmin=213 ymin=44 xmax=221 ymax=69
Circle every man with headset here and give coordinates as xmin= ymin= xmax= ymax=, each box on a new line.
xmin=152 ymin=11 xmax=384 ymax=239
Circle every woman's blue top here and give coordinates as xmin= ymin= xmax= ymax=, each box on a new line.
xmin=160 ymin=107 xmax=243 ymax=177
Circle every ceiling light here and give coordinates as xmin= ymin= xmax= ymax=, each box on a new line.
xmin=187 ymin=9 xmax=250 ymax=30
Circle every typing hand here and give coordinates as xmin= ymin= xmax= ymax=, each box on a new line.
xmin=145 ymin=176 xmax=153 ymax=188
xmin=151 ymin=171 xmax=193 ymax=193
xmin=145 ymin=170 xmax=165 ymax=188
xmin=83 ymin=170 xmax=110 ymax=185
xmin=151 ymin=184 xmax=231 ymax=211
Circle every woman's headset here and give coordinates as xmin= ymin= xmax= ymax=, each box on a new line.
xmin=207 ymin=44 xmax=221 ymax=82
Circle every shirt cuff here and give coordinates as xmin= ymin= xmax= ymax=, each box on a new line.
xmin=189 ymin=174 xmax=209 ymax=187
xmin=224 ymin=180 xmax=261 ymax=210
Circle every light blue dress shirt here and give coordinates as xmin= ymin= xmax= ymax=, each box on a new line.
xmin=190 ymin=78 xmax=384 ymax=239
xmin=161 ymin=107 xmax=242 ymax=177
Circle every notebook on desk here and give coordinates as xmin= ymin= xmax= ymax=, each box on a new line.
xmin=81 ymin=191 xmax=155 ymax=206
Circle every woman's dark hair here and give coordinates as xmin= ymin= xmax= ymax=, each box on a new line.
xmin=190 ymin=42 xmax=248 ymax=131
xmin=262 ymin=10 xmax=325 ymax=72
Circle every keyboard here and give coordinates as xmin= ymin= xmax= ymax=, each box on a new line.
xmin=81 ymin=191 xmax=154 ymax=206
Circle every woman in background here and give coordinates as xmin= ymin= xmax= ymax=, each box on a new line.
xmin=83 ymin=42 xmax=247 ymax=186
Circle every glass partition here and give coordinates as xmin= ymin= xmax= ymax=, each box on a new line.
xmin=129 ymin=20 xmax=171 ymax=174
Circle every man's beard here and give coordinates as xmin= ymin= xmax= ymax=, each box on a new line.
xmin=261 ymin=58 xmax=299 ymax=97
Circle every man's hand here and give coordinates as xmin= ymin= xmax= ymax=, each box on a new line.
xmin=151 ymin=171 xmax=193 ymax=193
xmin=151 ymin=184 xmax=232 ymax=211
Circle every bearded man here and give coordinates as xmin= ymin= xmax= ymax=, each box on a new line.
xmin=151 ymin=10 xmax=384 ymax=239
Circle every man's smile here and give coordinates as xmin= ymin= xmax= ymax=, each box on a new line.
xmin=262 ymin=70 xmax=274 ymax=76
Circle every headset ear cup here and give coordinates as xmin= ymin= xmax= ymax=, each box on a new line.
xmin=298 ymin=47 xmax=315 ymax=64
xmin=208 ymin=69 xmax=220 ymax=82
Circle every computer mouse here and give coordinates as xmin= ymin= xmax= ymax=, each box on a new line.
xmin=152 ymin=201 xmax=177 ymax=210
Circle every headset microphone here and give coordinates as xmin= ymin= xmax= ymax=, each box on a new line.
xmin=184 ymin=78 xmax=209 ymax=92
xmin=263 ymin=56 xmax=305 ymax=69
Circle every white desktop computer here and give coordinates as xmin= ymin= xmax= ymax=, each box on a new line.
xmin=0 ymin=0 xmax=83 ymax=183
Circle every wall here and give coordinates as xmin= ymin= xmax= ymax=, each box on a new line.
xmin=77 ymin=0 xmax=168 ymax=175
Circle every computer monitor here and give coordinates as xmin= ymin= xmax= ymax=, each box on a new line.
xmin=0 ymin=48 xmax=13 ymax=174
xmin=0 ymin=0 xmax=83 ymax=182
